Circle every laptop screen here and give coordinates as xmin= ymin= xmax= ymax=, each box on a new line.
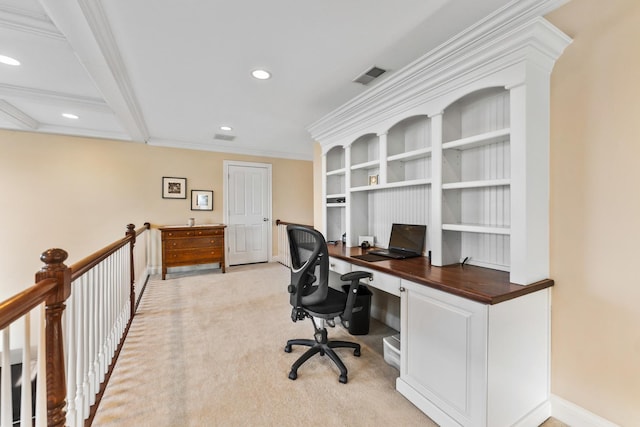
xmin=388 ymin=223 xmax=426 ymax=255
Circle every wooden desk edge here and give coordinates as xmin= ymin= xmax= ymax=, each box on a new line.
xmin=327 ymin=244 xmax=553 ymax=305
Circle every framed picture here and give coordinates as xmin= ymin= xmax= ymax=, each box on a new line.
xmin=191 ymin=190 xmax=213 ymax=211
xmin=162 ymin=177 xmax=187 ymax=199
xmin=368 ymin=174 xmax=379 ymax=185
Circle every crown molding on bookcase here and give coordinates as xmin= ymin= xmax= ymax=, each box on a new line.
xmin=307 ymin=0 xmax=572 ymax=151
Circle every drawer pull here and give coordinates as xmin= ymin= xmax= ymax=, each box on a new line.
xmin=399 ymin=287 xmax=406 ymax=292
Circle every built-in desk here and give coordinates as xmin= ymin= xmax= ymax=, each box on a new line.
xmin=327 ymin=243 xmax=553 ymax=304
xmin=327 ymin=243 xmax=554 ymax=427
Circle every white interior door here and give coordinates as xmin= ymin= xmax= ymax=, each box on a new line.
xmin=224 ymin=161 xmax=271 ymax=265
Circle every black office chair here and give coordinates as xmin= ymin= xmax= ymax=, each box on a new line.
xmin=284 ymin=224 xmax=372 ymax=384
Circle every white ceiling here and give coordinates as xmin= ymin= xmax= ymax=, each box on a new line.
xmin=0 ymin=0 xmax=516 ymax=160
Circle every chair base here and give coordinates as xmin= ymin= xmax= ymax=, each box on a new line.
xmin=284 ymin=337 xmax=361 ymax=384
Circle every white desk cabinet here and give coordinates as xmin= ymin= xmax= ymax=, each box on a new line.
xmin=397 ymin=279 xmax=551 ymax=427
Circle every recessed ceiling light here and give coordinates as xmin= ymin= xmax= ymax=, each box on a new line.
xmin=0 ymin=55 xmax=20 ymax=66
xmin=220 ymin=126 xmax=233 ymax=131
xmin=62 ymin=113 xmax=79 ymax=119
xmin=251 ymin=69 xmax=271 ymax=80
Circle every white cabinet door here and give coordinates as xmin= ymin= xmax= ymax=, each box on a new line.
xmin=398 ymin=279 xmax=488 ymax=427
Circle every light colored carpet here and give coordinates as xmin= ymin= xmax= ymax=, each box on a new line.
xmin=93 ymin=263 xmax=436 ymax=427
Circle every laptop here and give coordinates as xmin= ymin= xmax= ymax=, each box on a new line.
xmin=368 ymin=223 xmax=426 ymax=259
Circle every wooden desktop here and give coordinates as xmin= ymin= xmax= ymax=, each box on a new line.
xmin=326 ymin=242 xmax=553 ymax=304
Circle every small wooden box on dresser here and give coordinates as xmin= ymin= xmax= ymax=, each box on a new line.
xmin=159 ymin=224 xmax=226 ymax=279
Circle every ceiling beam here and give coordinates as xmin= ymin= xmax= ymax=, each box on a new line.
xmin=0 ymin=4 xmax=65 ymax=39
xmin=0 ymin=83 xmax=111 ymax=112
xmin=38 ymin=0 xmax=149 ymax=142
xmin=0 ymin=100 xmax=39 ymax=129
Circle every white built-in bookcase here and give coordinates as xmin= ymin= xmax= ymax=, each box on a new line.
xmin=313 ymin=9 xmax=571 ymax=285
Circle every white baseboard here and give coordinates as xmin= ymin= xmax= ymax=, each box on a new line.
xmin=513 ymin=400 xmax=551 ymax=426
xmin=552 ymin=395 xmax=620 ymax=427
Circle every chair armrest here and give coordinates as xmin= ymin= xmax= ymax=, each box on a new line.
xmin=340 ymin=271 xmax=372 ymax=282
xmin=340 ymin=270 xmax=372 ymax=328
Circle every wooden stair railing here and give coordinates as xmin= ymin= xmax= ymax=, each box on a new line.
xmin=0 ymin=222 xmax=150 ymax=427
xmin=1 ymin=249 xmax=70 ymax=427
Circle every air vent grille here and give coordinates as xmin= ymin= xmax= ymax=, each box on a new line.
xmin=353 ymin=66 xmax=387 ymax=85
xmin=214 ymin=133 xmax=236 ymax=141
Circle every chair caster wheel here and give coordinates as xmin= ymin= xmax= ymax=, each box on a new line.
xmin=354 ymin=348 xmax=361 ymax=357
xmin=339 ymin=375 xmax=348 ymax=384
xmin=288 ymin=371 xmax=297 ymax=380
xmin=284 ymin=345 xmax=292 ymax=353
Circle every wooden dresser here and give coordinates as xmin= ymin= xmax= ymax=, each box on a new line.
xmin=159 ymin=224 xmax=226 ymax=279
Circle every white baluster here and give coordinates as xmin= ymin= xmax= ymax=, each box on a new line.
xmin=20 ymin=314 xmax=33 ymax=427
xmin=1 ymin=326 xmax=12 ymax=427
xmin=88 ymin=268 xmax=97 ymax=405
xmin=75 ymin=277 xmax=86 ymax=426
xmin=65 ymin=286 xmax=77 ymax=427
xmin=96 ymin=263 xmax=105 ymax=387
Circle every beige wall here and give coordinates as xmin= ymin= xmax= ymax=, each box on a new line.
xmin=547 ymin=0 xmax=640 ymax=424
xmin=0 ymin=129 xmax=313 ymax=300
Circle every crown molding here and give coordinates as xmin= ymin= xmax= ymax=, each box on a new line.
xmin=307 ymin=0 xmax=571 ymax=147
xmin=0 ymin=100 xmax=38 ymax=129
xmin=33 ymin=124 xmax=133 ymax=141
xmin=148 ymin=138 xmax=314 ymax=161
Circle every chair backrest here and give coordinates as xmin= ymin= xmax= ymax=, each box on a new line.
xmin=286 ymin=225 xmax=329 ymax=307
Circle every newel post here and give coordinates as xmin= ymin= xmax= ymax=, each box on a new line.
xmin=126 ymin=224 xmax=136 ymax=318
xmin=35 ymin=248 xmax=71 ymax=427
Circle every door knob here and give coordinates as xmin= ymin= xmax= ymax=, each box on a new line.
xmin=263 ymin=218 xmax=269 ymax=222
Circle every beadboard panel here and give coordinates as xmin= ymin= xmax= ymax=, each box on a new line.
xmin=367 ymin=186 xmax=430 ymax=250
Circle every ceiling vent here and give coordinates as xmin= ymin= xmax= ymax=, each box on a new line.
xmin=353 ymin=66 xmax=387 ymax=85
xmin=214 ymin=133 xmax=236 ymax=141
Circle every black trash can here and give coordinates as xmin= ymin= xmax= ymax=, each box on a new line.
xmin=342 ymin=284 xmax=372 ymax=335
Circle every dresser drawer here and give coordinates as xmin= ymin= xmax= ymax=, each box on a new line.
xmin=193 ymin=228 xmax=224 ymax=237
xmin=163 ymin=227 xmax=223 ymax=239
xmin=165 ymin=236 xmax=222 ymax=250
xmin=164 ymin=247 xmax=224 ymax=266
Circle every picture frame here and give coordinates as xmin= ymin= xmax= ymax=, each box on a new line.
xmin=191 ymin=190 xmax=213 ymax=211
xmin=162 ymin=177 xmax=187 ymax=199
xmin=368 ymin=174 xmax=379 ymax=186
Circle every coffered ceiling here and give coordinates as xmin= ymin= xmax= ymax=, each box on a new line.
xmin=0 ymin=0 xmax=520 ymax=160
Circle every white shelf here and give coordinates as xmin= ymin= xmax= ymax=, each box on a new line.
xmin=442 ymin=178 xmax=510 ymax=190
xmin=326 ymin=168 xmax=346 ymax=176
xmin=442 ymin=223 xmax=511 ymax=235
xmin=326 ymin=193 xmax=346 ymax=199
xmin=327 ymin=203 xmax=346 ymax=208
xmin=387 ymin=147 xmax=432 ymax=162
xmin=351 ymin=159 xmax=380 ymax=171
xmin=351 ymin=178 xmax=431 ymax=192
xmin=442 ymin=128 xmax=510 ymax=151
